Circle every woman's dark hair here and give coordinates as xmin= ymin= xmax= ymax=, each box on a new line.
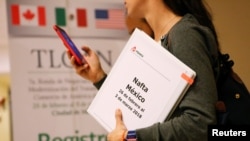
xmin=163 ymin=0 xmax=219 ymax=47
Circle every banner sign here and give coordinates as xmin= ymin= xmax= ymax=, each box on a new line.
xmin=9 ymin=36 xmax=126 ymax=141
xmin=8 ymin=0 xmax=128 ymax=141
xmin=7 ymin=0 xmax=129 ymax=38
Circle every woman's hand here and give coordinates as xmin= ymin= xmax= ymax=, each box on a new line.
xmin=107 ymin=109 xmax=128 ymax=141
xmin=67 ymin=46 xmax=106 ymax=83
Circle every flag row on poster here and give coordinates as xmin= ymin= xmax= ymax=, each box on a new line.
xmin=10 ymin=4 xmax=126 ymax=29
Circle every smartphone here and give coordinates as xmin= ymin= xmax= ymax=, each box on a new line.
xmin=53 ymin=25 xmax=86 ymax=65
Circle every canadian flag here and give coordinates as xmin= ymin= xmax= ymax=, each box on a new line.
xmin=11 ymin=4 xmax=46 ymax=26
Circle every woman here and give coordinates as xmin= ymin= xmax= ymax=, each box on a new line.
xmin=68 ymin=0 xmax=220 ymax=140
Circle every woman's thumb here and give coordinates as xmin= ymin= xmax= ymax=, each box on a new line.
xmin=115 ymin=109 xmax=124 ymax=128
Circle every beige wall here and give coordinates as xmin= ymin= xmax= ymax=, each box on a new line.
xmin=0 ymin=74 xmax=11 ymax=141
xmin=207 ymin=0 xmax=250 ymax=89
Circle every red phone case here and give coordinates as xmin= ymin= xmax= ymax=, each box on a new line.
xmin=53 ymin=25 xmax=86 ymax=65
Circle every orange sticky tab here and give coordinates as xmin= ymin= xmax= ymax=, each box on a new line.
xmin=181 ymin=73 xmax=194 ymax=85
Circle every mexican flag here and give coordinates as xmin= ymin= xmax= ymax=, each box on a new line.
xmin=55 ymin=7 xmax=66 ymax=26
xmin=55 ymin=7 xmax=87 ymax=27
xmin=11 ymin=4 xmax=46 ymax=26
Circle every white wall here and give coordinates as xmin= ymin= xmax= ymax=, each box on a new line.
xmin=0 ymin=0 xmax=9 ymax=74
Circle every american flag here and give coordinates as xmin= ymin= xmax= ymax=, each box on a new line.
xmin=95 ymin=9 xmax=126 ymax=29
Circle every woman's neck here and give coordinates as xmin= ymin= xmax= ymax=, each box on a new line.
xmin=156 ymin=15 xmax=182 ymax=41
xmin=145 ymin=7 xmax=182 ymax=41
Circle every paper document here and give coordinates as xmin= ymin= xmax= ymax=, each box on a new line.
xmin=87 ymin=28 xmax=196 ymax=132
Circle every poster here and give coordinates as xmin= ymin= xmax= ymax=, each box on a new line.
xmin=7 ymin=0 xmax=129 ymax=38
xmin=8 ymin=0 xmax=128 ymax=140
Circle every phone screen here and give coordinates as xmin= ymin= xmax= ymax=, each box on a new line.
xmin=53 ymin=25 xmax=85 ymax=65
